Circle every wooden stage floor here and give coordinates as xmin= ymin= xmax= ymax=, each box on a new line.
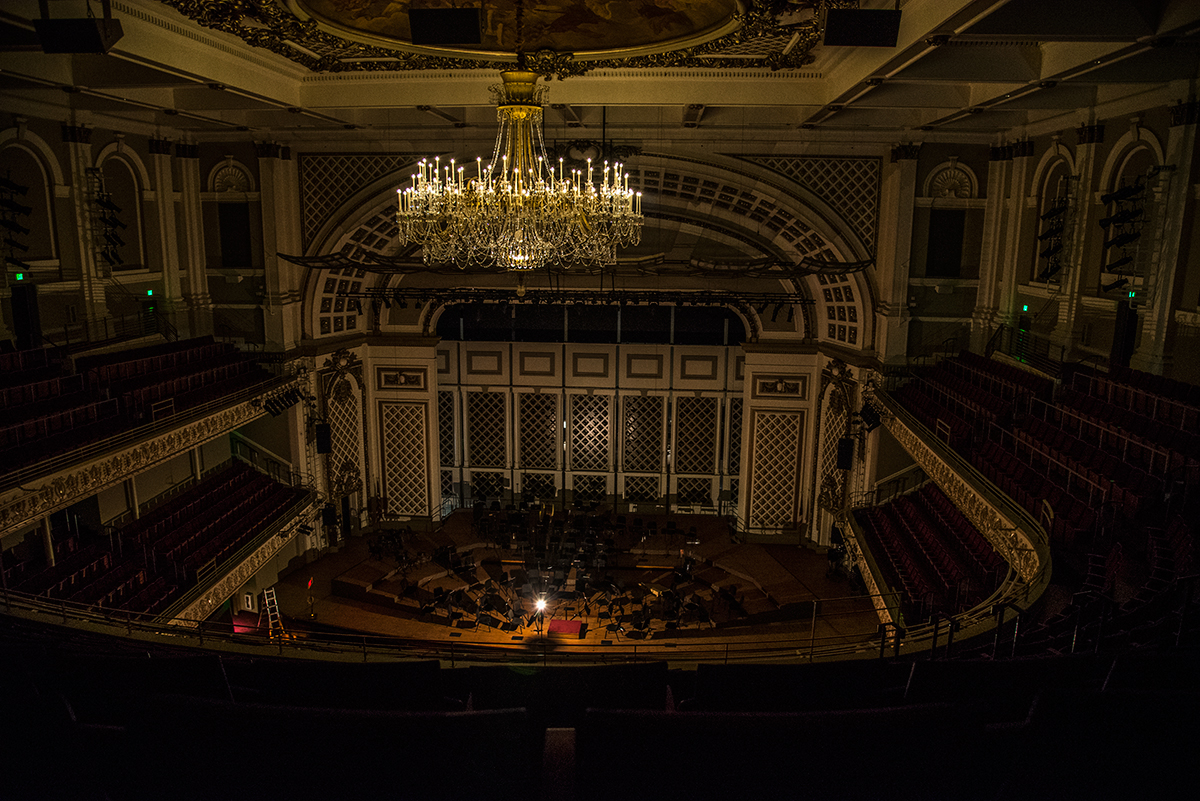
xmin=271 ymin=510 xmax=882 ymax=661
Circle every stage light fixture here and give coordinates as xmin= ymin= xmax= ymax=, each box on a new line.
xmin=1101 ymin=277 xmax=1129 ymax=292
xmin=1104 ymin=231 xmax=1140 ymax=250
xmin=1107 ymin=255 xmax=1134 ymax=271
xmin=1100 ymin=184 xmax=1144 ymax=205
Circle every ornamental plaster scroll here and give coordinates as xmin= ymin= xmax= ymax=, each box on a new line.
xmin=870 ymin=389 xmax=1042 ymax=583
xmin=0 ymin=399 xmax=274 ymax=539
xmin=170 ymin=507 xmax=313 ymax=625
xmin=840 ymin=518 xmax=893 ymax=627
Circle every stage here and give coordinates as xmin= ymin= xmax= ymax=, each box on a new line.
xmin=271 ymin=510 xmax=881 ymax=660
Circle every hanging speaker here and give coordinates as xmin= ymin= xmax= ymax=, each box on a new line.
xmin=859 ymin=404 xmax=882 ymax=432
xmin=321 ymin=504 xmax=338 ymax=526
xmin=315 ymin=423 xmax=332 ymax=454
xmin=10 ymin=283 xmax=42 ymax=351
xmin=836 ymin=437 xmax=855 ymax=470
xmin=823 ymin=9 xmax=902 ymax=47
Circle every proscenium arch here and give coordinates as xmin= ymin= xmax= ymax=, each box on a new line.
xmin=303 ymin=151 xmax=878 ymax=348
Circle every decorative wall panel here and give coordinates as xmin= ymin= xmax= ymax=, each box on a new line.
xmin=624 ymin=475 xmax=660 ymax=503
xmin=326 ymin=374 xmax=364 ymax=498
xmin=623 ymin=395 xmax=664 ymax=472
xmin=380 ymin=402 xmax=429 ymax=517
xmin=438 ymin=391 xmax=455 ymax=467
xmin=519 ymin=393 xmax=558 ymax=469
xmin=472 ymin=471 xmax=505 ymax=501
xmin=728 ymin=398 xmax=744 ymax=474
xmin=440 ymin=470 xmax=454 ymax=498
xmin=817 ymin=386 xmax=850 ymax=512
xmin=573 ymin=474 xmax=607 ymax=503
xmin=570 ymin=394 xmax=610 ymax=471
xmin=522 ymin=473 xmax=556 ymax=500
xmin=748 ymin=410 xmax=804 ymax=529
xmin=677 ymin=477 xmax=712 ymax=507
xmin=467 ymin=392 xmax=507 ymax=468
xmin=675 ymin=396 xmax=718 ymax=474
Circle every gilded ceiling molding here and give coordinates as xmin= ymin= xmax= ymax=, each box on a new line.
xmin=0 ymin=399 xmax=275 ymax=538
xmin=866 ymin=380 xmax=1044 ymax=583
xmin=156 ymin=1 xmax=852 ymax=77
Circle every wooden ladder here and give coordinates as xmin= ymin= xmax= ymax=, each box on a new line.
xmin=262 ymin=587 xmax=286 ymax=640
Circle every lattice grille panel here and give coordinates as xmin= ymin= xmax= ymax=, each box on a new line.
xmin=299 ymin=154 xmax=418 ymax=248
xmin=472 ymin=471 xmax=504 ymax=501
xmin=623 ymin=395 xmax=663 ymax=472
xmin=467 ymin=392 xmax=507 ymax=468
xmin=522 ymin=473 xmax=556 ymax=501
xmin=624 ymin=475 xmax=660 ymax=503
xmin=729 ymin=478 xmax=740 ymax=504
xmin=441 ymin=470 xmax=454 ymax=497
xmin=573 ymin=475 xmax=607 ymax=503
xmin=380 ymin=402 xmax=428 ymax=517
xmin=677 ymin=477 xmax=711 ymax=507
xmin=817 ymin=387 xmax=850 ymax=511
xmin=438 ymin=391 xmax=455 ymax=468
xmin=519 ymin=394 xmax=558 ymax=469
xmin=739 ymin=156 xmax=880 ymax=252
xmin=748 ymin=410 xmax=803 ymax=528
xmin=728 ymin=398 xmax=744 ymax=474
xmin=570 ymin=394 xmax=610 ymax=471
xmin=327 ymin=377 xmax=363 ymax=497
xmin=675 ymin=396 xmax=717 ymax=474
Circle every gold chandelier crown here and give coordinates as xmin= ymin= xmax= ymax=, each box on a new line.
xmin=397 ymin=70 xmax=643 ymax=271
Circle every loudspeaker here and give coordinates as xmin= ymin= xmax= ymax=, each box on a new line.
xmin=10 ymin=283 xmax=42 ymax=351
xmin=836 ymin=437 xmax=855 ymax=470
xmin=823 ymin=9 xmax=902 ymax=47
xmin=35 ymin=18 xmax=124 ymax=53
xmin=315 ymin=423 xmax=332 ymax=454
xmin=408 ymin=7 xmax=482 ymax=45
xmin=1111 ymin=300 xmax=1139 ymax=368
xmin=321 ymin=504 xmax=338 ymax=526
xmin=860 ymin=404 xmax=882 ymax=433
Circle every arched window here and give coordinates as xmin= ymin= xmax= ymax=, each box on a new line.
xmin=99 ymin=156 xmax=144 ymax=270
xmin=1032 ymin=159 xmax=1073 ymax=284
xmin=1100 ymin=145 xmax=1157 ymax=278
xmin=0 ymin=144 xmax=56 ymax=263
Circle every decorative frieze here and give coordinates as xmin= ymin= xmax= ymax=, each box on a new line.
xmin=170 ymin=512 xmax=312 ymax=624
xmin=867 ymin=380 xmax=1044 ymax=582
xmin=0 ymin=400 xmax=272 ymax=538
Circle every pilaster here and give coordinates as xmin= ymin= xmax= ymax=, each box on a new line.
xmin=874 ymin=145 xmax=919 ymax=363
xmin=1131 ymin=103 xmax=1197 ymax=373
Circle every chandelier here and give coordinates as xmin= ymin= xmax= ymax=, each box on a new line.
xmin=396 ymin=70 xmax=642 ymax=272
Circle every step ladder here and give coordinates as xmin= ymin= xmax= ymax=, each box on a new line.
xmin=262 ymin=587 xmax=286 ymax=640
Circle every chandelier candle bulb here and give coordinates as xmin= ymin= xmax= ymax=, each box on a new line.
xmin=396 ymin=70 xmax=642 ymax=271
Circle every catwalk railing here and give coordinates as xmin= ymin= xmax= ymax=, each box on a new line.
xmin=0 ymin=584 xmax=957 ymax=665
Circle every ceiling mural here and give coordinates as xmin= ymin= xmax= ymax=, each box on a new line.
xmin=159 ymin=0 xmax=845 ymax=76
xmin=297 ymin=0 xmax=737 ymax=56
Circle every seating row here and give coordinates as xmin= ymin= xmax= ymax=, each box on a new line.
xmin=0 ymin=398 xmax=120 ymax=451
xmin=0 ymin=372 xmax=84 ymax=413
xmin=973 ymin=440 xmax=1097 ymax=547
xmin=943 ymin=350 xmax=1052 ymax=403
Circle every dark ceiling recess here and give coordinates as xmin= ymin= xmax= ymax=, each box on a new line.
xmin=35 ymin=0 xmax=124 ymax=54
xmin=408 ymin=7 xmax=483 ymax=46
xmin=436 ymin=303 xmax=747 ymax=346
xmin=823 ymin=9 xmax=902 ymax=48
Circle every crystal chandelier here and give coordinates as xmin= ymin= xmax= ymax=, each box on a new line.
xmin=396 ymin=70 xmax=643 ymax=272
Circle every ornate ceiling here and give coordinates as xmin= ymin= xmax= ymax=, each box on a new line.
xmin=160 ymin=0 xmax=834 ymax=76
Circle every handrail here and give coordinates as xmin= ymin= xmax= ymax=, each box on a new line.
xmin=1 ymin=585 xmax=904 ymax=665
xmin=0 ymin=372 xmax=297 ymax=492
